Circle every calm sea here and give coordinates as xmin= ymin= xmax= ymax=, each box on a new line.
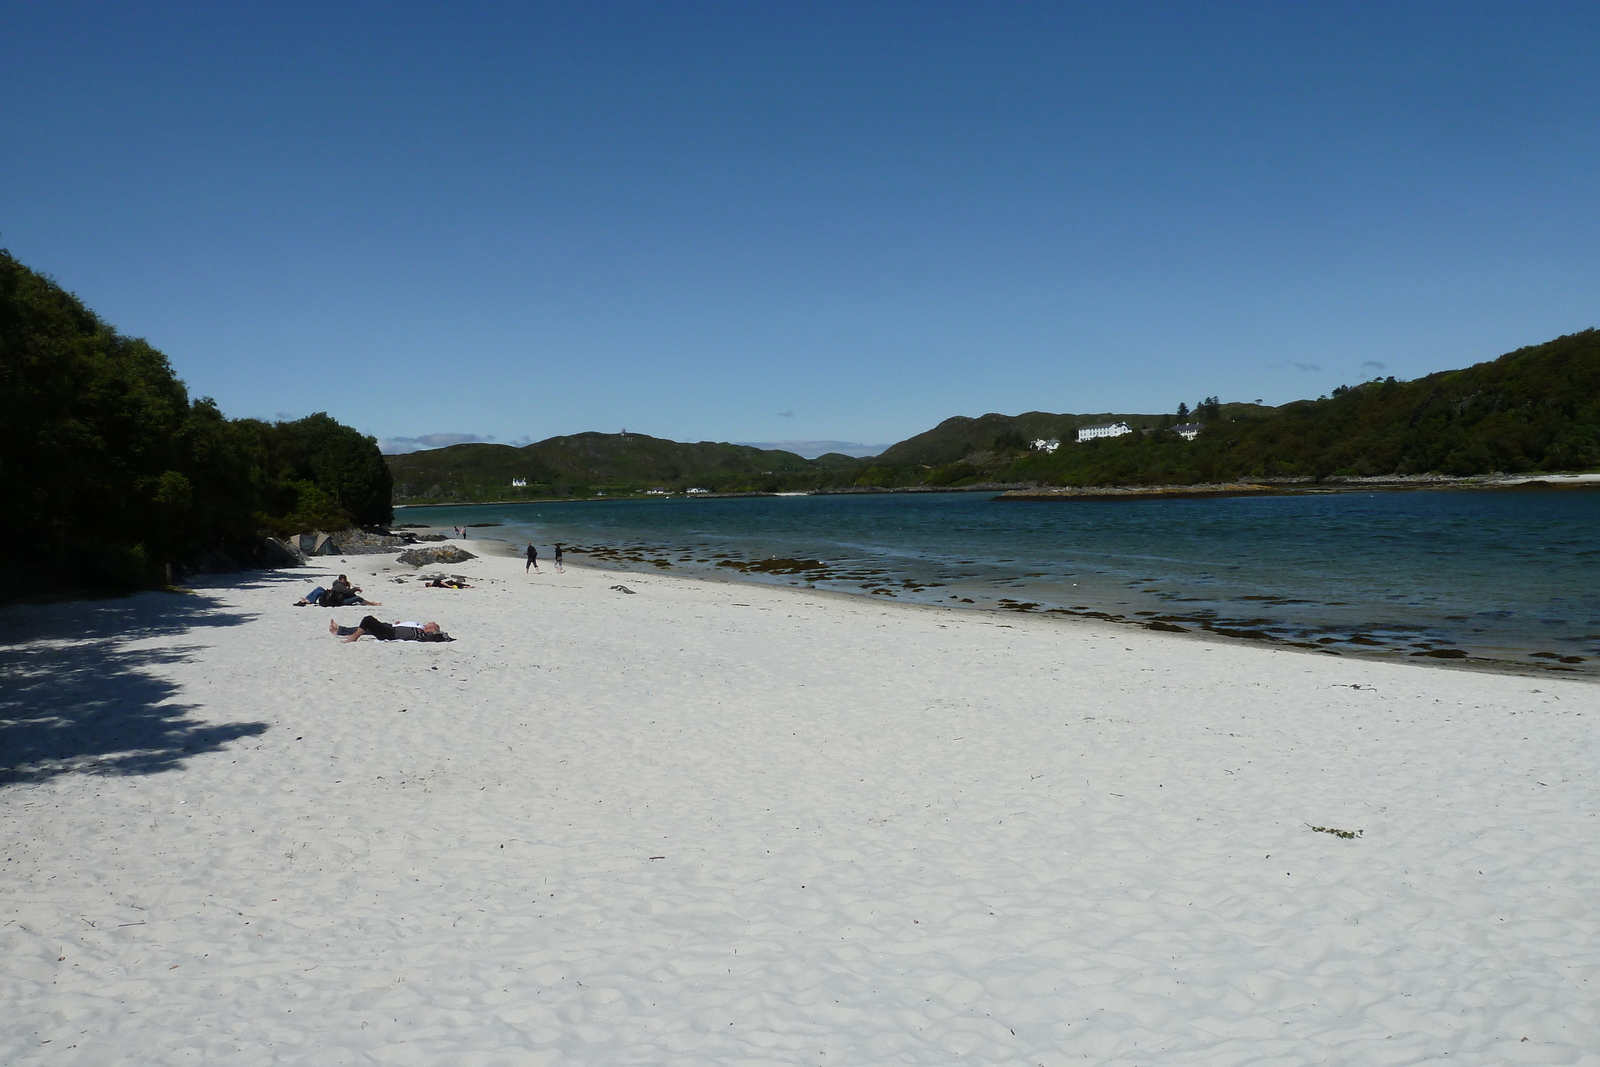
xmin=399 ymin=489 xmax=1600 ymax=674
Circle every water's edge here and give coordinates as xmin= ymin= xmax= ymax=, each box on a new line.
xmin=401 ymin=493 xmax=1599 ymax=681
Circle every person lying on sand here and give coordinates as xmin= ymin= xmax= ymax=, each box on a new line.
xmin=322 ymin=575 xmax=380 ymax=607
xmin=329 ymin=616 xmax=452 ymax=642
xmin=293 ymin=585 xmax=327 ymax=607
xmin=425 ymin=577 xmax=473 ymax=588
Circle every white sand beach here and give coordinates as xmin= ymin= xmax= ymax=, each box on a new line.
xmin=3 ymin=547 xmax=1598 ymax=1065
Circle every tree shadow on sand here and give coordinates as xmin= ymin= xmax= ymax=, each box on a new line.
xmin=0 ymin=583 xmax=272 ymax=786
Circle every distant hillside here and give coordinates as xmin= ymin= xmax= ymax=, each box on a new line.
xmin=388 ymin=329 xmax=1600 ymax=504
xmin=872 ymin=404 xmax=1280 ymax=467
xmin=997 ymin=330 xmax=1600 ymax=486
xmin=387 ymin=432 xmax=845 ymax=502
xmin=877 ymin=411 xmax=1159 ymax=467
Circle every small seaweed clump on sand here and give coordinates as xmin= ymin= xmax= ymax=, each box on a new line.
xmin=1308 ymin=825 xmax=1363 ymax=839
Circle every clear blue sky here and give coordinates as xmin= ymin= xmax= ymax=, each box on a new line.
xmin=4 ymin=2 xmax=1597 ymax=454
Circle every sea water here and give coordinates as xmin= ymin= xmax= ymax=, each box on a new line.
xmin=401 ymin=488 xmax=1600 ymax=672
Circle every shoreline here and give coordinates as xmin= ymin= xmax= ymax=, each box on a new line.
xmin=5 ymin=547 xmax=1599 ymax=1063
xmin=410 ymin=530 xmax=1597 ymax=681
xmin=392 ymin=470 xmax=1600 ymax=508
xmin=1000 ymin=472 xmax=1600 ymax=501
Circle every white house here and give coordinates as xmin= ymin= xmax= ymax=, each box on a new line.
xmin=1172 ymin=422 xmax=1205 ymax=441
xmin=1031 ymin=438 xmax=1061 ymax=454
xmin=1076 ymin=422 xmax=1133 ymax=442
xmin=510 ymin=478 xmax=527 ymax=487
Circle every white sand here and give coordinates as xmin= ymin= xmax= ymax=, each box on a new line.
xmin=2 ymin=547 xmax=1598 ymax=1065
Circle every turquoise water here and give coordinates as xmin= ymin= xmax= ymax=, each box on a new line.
xmin=400 ymin=489 xmax=1600 ymax=672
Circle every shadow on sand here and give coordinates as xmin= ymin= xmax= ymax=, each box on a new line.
xmin=0 ymin=582 xmax=273 ymax=786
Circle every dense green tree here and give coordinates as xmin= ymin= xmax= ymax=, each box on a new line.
xmin=275 ymin=413 xmax=393 ymax=526
xmin=0 ymin=248 xmax=391 ymax=597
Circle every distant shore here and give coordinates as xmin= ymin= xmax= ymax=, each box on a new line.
xmin=998 ymin=471 xmax=1600 ymax=502
xmin=394 ymin=470 xmax=1600 ymax=509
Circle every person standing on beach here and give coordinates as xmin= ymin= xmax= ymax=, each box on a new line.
xmin=553 ymin=544 xmax=563 ymax=572
xmin=526 ymin=542 xmax=539 ymax=573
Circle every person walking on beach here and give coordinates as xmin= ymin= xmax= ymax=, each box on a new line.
xmin=553 ymin=543 xmax=564 ymax=573
xmin=526 ymin=542 xmax=539 ymax=573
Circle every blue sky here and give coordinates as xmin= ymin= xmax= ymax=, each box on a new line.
xmin=4 ymin=2 xmax=1597 ymax=455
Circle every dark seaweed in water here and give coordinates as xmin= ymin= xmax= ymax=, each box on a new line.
xmin=718 ymin=558 xmax=829 ymax=575
xmin=399 ymin=489 xmax=1600 ymax=673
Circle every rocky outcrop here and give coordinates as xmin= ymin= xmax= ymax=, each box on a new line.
xmin=285 ymin=528 xmax=425 ymax=556
xmin=397 ymin=545 xmax=478 ymax=567
xmin=258 ymin=537 xmax=306 ymax=568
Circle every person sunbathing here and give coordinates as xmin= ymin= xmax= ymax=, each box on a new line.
xmin=322 ymin=575 xmax=380 ymax=607
xmin=425 ymin=577 xmax=473 ymax=588
xmin=329 ymin=616 xmax=451 ymax=642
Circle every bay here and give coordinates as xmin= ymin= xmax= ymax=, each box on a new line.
xmin=399 ymin=488 xmax=1600 ymax=674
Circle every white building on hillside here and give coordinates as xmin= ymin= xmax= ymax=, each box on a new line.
xmin=1031 ymin=438 xmax=1061 ymax=454
xmin=511 ymin=478 xmax=527 ymax=487
xmin=1172 ymin=422 xmax=1205 ymax=441
xmin=1076 ymin=422 xmax=1133 ymax=442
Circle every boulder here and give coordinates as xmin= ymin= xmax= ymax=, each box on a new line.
xmin=286 ymin=528 xmax=417 ymax=556
xmin=397 ymin=545 xmax=478 ymax=567
xmin=259 ymin=537 xmax=306 ymax=568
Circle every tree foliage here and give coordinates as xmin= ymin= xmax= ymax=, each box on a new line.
xmin=0 ymin=249 xmax=390 ymax=596
xmin=995 ymin=332 xmax=1600 ymax=486
xmin=386 ymin=329 xmax=1599 ymax=504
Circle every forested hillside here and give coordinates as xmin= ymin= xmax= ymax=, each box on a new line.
xmin=1001 ymin=330 xmax=1600 ymax=486
xmin=387 ymin=329 xmax=1599 ymax=503
xmin=387 ymin=433 xmax=854 ymax=502
xmin=0 ymin=249 xmax=390 ymax=597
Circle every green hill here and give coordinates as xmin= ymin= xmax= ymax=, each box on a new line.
xmin=387 ymin=433 xmax=835 ymax=502
xmin=849 ymin=331 xmax=1600 ymax=489
xmin=876 ymin=410 xmax=1162 ymax=467
xmin=389 ymin=328 xmax=1600 ymax=504
xmin=1000 ymin=329 xmax=1600 ymax=486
